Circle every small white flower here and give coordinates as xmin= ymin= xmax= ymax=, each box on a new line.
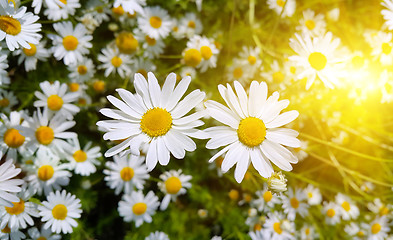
xmin=322 ymin=201 xmax=341 ymax=225
xmin=67 ymin=57 xmax=96 ymax=83
xmin=137 ymin=6 xmax=172 ymax=39
xmin=13 ymin=40 xmax=50 ymax=72
xmin=158 ymin=169 xmax=192 ymax=210
xmin=98 ymin=45 xmax=133 ymax=78
xmin=281 ymin=187 xmax=308 ymax=221
xmin=335 ymin=193 xmax=359 ymax=220
xmin=44 ymin=0 xmax=81 ymax=21
xmin=113 ymin=0 xmax=145 ymax=15
xmin=27 ymin=226 xmax=61 ymax=240
xmin=64 ymin=138 xmax=101 ymax=176
xmin=267 ymin=0 xmax=296 ymax=18
xmin=303 ymin=184 xmax=322 ymax=206
xmin=145 ymin=231 xmax=169 ymax=240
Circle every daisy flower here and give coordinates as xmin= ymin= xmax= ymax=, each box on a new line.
xmin=205 ymin=80 xmax=300 ymax=183
xmin=226 ymin=59 xmax=251 ymax=83
xmin=184 ymin=35 xmax=219 ymax=72
xmin=296 ymin=9 xmax=326 ymax=37
xmin=44 ymin=0 xmax=81 ymax=21
xmin=281 ymin=187 xmax=308 ymax=221
xmin=344 ymin=222 xmax=366 ymax=240
xmin=0 ymin=90 xmax=18 ymax=113
xmin=249 ymin=229 xmax=271 ymax=240
xmin=133 ymin=57 xmax=156 ymax=78
xmin=303 ymin=184 xmax=322 ymax=205
xmin=0 ymin=225 xmax=25 ymax=240
xmin=118 ymin=190 xmax=160 ymax=227
xmin=49 ymin=21 xmax=92 ymax=66
xmin=367 ymin=198 xmax=391 ymax=217
xmin=267 ymin=0 xmax=296 ymax=18
xmin=113 ymin=0 xmax=145 ymax=15
xmin=86 ymin=3 xmax=110 ymax=25
xmin=158 ymin=169 xmax=192 ymax=210
xmin=98 ymin=45 xmax=133 ymax=78
xmin=322 ymin=201 xmax=341 ymax=225
xmin=289 ymin=32 xmax=345 ymax=89
xmin=103 ymin=153 xmax=149 ymax=195
xmin=115 ymin=31 xmax=139 ymax=54
xmin=238 ymin=46 xmax=262 ymax=77
xmin=178 ymin=12 xmax=203 ymax=38
xmin=13 ymin=40 xmax=50 ymax=72
xmin=264 ymin=212 xmax=295 ymax=240
xmin=64 ymin=138 xmax=101 ymax=176
xmin=67 ymin=57 xmax=96 ymax=83
xmin=135 ymin=29 xmax=165 ymax=58
xmin=34 ymin=80 xmax=80 ymax=120
xmin=0 ymin=111 xmax=28 ymax=161
xmin=299 ymin=225 xmax=316 ymax=240
xmin=335 ymin=193 xmax=359 ymax=220
xmin=0 ymin=0 xmax=42 ymax=51
xmin=27 ymin=226 xmax=61 ymax=240
xmin=251 ymin=184 xmax=280 ymax=212
xmin=38 ymin=190 xmax=82 ymax=234
xmin=370 ymin=31 xmax=393 ymax=66
xmin=382 ymin=0 xmax=393 ymax=30
xmin=25 ymin=148 xmax=71 ymax=196
xmin=366 ymin=217 xmax=390 ymax=240
xmin=137 ymin=6 xmax=172 ymax=39
xmin=261 ymin=60 xmax=288 ymax=90
xmin=267 ymin=171 xmax=288 ymax=194
xmin=145 ymin=231 xmax=169 ymax=240
xmin=0 ymin=160 xmax=24 ymax=207
xmin=96 ymin=72 xmax=206 ymax=171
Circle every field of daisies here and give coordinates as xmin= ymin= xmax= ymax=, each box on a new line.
xmin=2 ymin=0 xmax=393 ymax=239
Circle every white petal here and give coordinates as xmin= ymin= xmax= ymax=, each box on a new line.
xmin=260 ymin=140 xmax=293 ymax=171
xmin=265 ymin=110 xmax=299 ymax=128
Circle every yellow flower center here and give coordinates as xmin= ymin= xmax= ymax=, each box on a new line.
xmin=120 ymin=167 xmax=134 ymax=181
xmin=273 ymin=71 xmax=284 ymax=83
xmin=62 ymin=35 xmax=79 ymax=51
xmin=112 ymin=6 xmax=124 ymax=16
xmin=58 ymin=0 xmax=66 ymax=5
xmin=188 ymin=20 xmax=196 ymax=28
xmin=111 ymin=56 xmax=123 ymax=68
xmin=77 ymin=65 xmax=87 ymax=75
xmin=93 ymin=80 xmax=105 ymax=92
xmin=116 ymin=32 xmax=138 ymax=54
xmin=326 ymin=208 xmax=335 ymax=218
xmin=23 ymin=43 xmax=37 ymax=56
xmin=341 ymin=201 xmax=351 ymax=211
xmin=290 ymin=66 xmax=296 ymax=74
xmin=248 ymin=55 xmax=257 ymax=65
xmin=200 ymin=46 xmax=213 ymax=60
xmin=165 ymin=176 xmax=182 ymax=194
xmin=357 ymin=231 xmax=365 ymax=237
xmin=237 ymin=117 xmax=266 ymax=148
xmin=184 ymin=48 xmax=202 ymax=67
xmin=382 ymin=42 xmax=392 ymax=55
xmin=0 ymin=98 xmax=9 ymax=107
xmin=263 ymin=191 xmax=273 ymax=202
xmin=5 ymin=200 xmax=25 ymax=215
xmin=173 ymin=26 xmax=178 ymax=32
xmin=52 ymin=204 xmax=68 ymax=220
xmin=371 ymin=223 xmax=381 ymax=234
xmin=35 ymin=126 xmax=54 ymax=145
xmin=145 ymin=36 xmax=156 ymax=46
xmin=140 ymin=108 xmax=172 ymax=137
xmin=228 ymin=189 xmax=239 ymax=200
xmin=305 ymin=228 xmax=310 ymax=235
xmin=307 ymin=192 xmax=313 ymax=198
xmin=78 ymin=98 xmax=86 ymax=105
xmin=273 ymin=222 xmax=283 ymax=234
xmin=254 ymin=223 xmax=262 ymax=231
xmin=127 ymin=12 xmax=137 ymax=18
xmin=1 ymin=225 xmax=10 ymax=234
xmin=47 ymin=94 xmax=63 ymax=111
xmin=149 ymin=16 xmax=162 ymax=28
xmin=0 ymin=16 xmax=21 ymax=36
xmin=233 ymin=67 xmax=243 ymax=79
xmin=308 ymin=52 xmax=327 ymax=71
xmin=132 ymin=202 xmax=147 ymax=215
xmin=276 ymin=0 xmax=285 ymax=7
xmin=37 ymin=237 xmax=47 ymax=240
xmin=69 ymin=82 xmax=80 ymax=92
xmin=4 ymin=128 xmax=25 ymax=148
xmin=73 ymin=150 xmax=87 ymax=163
xmin=305 ymin=20 xmax=316 ymax=30
xmin=290 ymin=197 xmax=299 ymax=209
xmin=379 ymin=206 xmax=389 ymax=216
xmin=38 ymin=165 xmax=54 ymax=181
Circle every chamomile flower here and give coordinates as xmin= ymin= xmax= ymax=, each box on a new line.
xmin=251 ymin=184 xmax=280 ymax=212
xmin=98 ymin=45 xmax=133 ymax=78
xmin=296 ymin=9 xmax=326 ymax=37
xmin=299 ymin=225 xmax=316 ymax=240
xmin=344 ymin=222 xmax=367 ymax=240
xmin=289 ymin=32 xmax=345 ymax=89
xmin=264 ymin=212 xmax=295 ymax=240
xmin=370 ymin=31 xmax=393 ymax=66
xmin=380 ymin=70 xmax=393 ymax=104
xmin=96 ymin=72 xmax=206 ymax=171
xmin=303 ymin=184 xmax=322 ymax=205
xmin=158 ymin=169 xmax=192 ymax=210
xmin=382 ymin=0 xmax=393 ymax=30
xmin=322 ymin=201 xmax=341 ymax=225
xmin=44 ymin=0 xmax=81 ymax=21
xmin=38 ymin=190 xmax=82 ymax=234
xmin=27 ymin=226 xmax=61 ymax=240
xmin=13 ymin=40 xmax=50 ymax=72
xmin=367 ymin=198 xmax=391 ymax=217
xmin=49 ymin=21 xmax=92 ymax=66
xmin=78 ymin=13 xmax=100 ymax=34
xmin=261 ymin=60 xmax=288 ymax=90
xmin=137 ymin=6 xmax=172 ymax=39
xmin=267 ymin=0 xmax=296 ymax=18
xmin=145 ymin=231 xmax=169 ymax=240
xmin=178 ymin=13 xmax=203 ymax=38
xmin=135 ymin=29 xmax=165 ymax=58
xmin=118 ymin=190 xmax=160 ymax=227
xmin=113 ymin=0 xmax=145 ymax=15
xmin=103 ymin=153 xmax=149 ymax=195
xmin=0 ymin=90 xmax=18 ymax=113
xmin=335 ymin=193 xmax=359 ymax=220
xmin=0 ymin=225 xmax=25 ymax=240
xmin=184 ymin=35 xmax=219 ymax=72
xmin=238 ymin=46 xmax=262 ymax=77
xmin=67 ymin=57 xmax=95 ymax=83
xmin=0 ymin=160 xmax=24 ymax=207
xmin=34 ymin=80 xmax=80 ymax=120
xmin=64 ymin=138 xmax=101 ymax=176
xmin=0 ymin=0 xmax=42 ymax=51
xmin=366 ymin=217 xmax=390 ymax=240
xmin=87 ymin=3 xmax=110 ymax=25
xmin=249 ymin=229 xmax=271 ymax=240
xmin=281 ymin=187 xmax=308 ymax=221
xmin=26 ymin=148 xmax=71 ymax=196
xmin=226 ymin=59 xmax=251 ymax=83
xmin=205 ymin=81 xmax=300 ymax=183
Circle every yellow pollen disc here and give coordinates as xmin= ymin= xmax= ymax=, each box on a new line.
xmin=1 ymin=225 xmax=10 ymax=234
xmin=145 ymin=36 xmax=156 ymax=46
xmin=276 ymin=0 xmax=285 ymax=7
xmin=5 ymin=200 xmax=25 ymax=215
xmin=307 ymin=192 xmax=313 ymax=198
xmin=78 ymin=98 xmax=86 ymax=105
xmin=273 ymin=222 xmax=283 ymax=234
xmin=127 ymin=12 xmax=137 ymax=18
xmin=237 ymin=117 xmax=266 ymax=148
xmin=62 ymin=35 xmax=79 ymax=51
xmin=137 ymin=69 xmax=148 ymax=79
xmin=52 ymin=204 xmax=68 ymax=220
xmin=290 ymin=66 xmax=296 ymax=74
xmin=149 ymin=16 xmax=162 ymax=28
xmin=173 ymin=26 xmax=178 ymax=32
xmin=23 ymin=43 xmax=37 ymax=56
xmin=37 ymin=237 xmax=47 ymax=240
xmin=379 ymin=206 xmax=389 ymax=216
xmin=112 ymin=6 xmax=124 ymax=16
xmin=116 ymin=32 xmax=138 ymax=54
xmin=273 ymin=71 xmax=284 ymax=83
xmin=120 ymin=167 xmax=134 ymax=181
xmin=290 ymin=197 xmax=299 ymax=209
xmin=244 ymin=194 xmax=252 ymax=203
xmin=371 ymin=223 xmax=381 ymax=234
xmin=47 ymin=94 xmax=63 ymax=111
xmin=326 ymin=208 xmax=335 ymax=218
xmin=228 ymin=189 xmax=239 ymax=200
xmin=73 ymin=150 xmax=87 ymax=163
xmin=77 ymin=65 xmax=87 ymax=75
xmin=111 ymin=56 xmax=123 ymax=68
xmin=35 ymin=126 xmax=54 ymax=145
xmin=184 ymin=48 xmax=202 ymax=67
xmin=200 ymin=46 xmax=213 ymax=60
xmin=188 ymin=20 xmax=196 ymax=28
xmin=254 ymin=223 xmax=262 ymax=231
xmin=93 ymin=80 xmax=106 ymax=92
xmin=352 ymin=56 xmax=364 ymax=68
xmin=140 ymin=108 xmax=172 ymax=137
xmin=4 ymin=128 xmax=25 ymax=148
xmin=0 ymin=16 xmax=21 ymax=36
xmin=305 ymin=20 xmax=316 ymax=30
xmin=38 ymin=165 xmax=54 ymax=181
xmin=96 ymin=6 xmax=103 ymax=13
xmin=69 ymin=82 xmax=80 ymax=92
xmin=233 ymin=67 xmax=243 ymax=79
xmin=341 ymin=201 xmax=351 ymax=211
xmin=263 ymin=191 xmax=273 ymax=202
xmin=165 ymin=176 xmax=182 ymax=194
xmin=382 ymin=42 xmax=392 ymax=55
xmin=305 ymin=228 xmax=310 ymax=235
xmin=308 ymin=52 xmax=327 ymax=71
xmin=357 ymin=231 xmax=365 ymax=237
xmin=248 ymin=55 xmax=257 ymax=65
xmin=132 ymin=202 xmax=147 ymax=215
xmin=0 ymin=98 xmax=9 ymax=107
xmin=59 ymin=0 xmax=67 ymax=4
